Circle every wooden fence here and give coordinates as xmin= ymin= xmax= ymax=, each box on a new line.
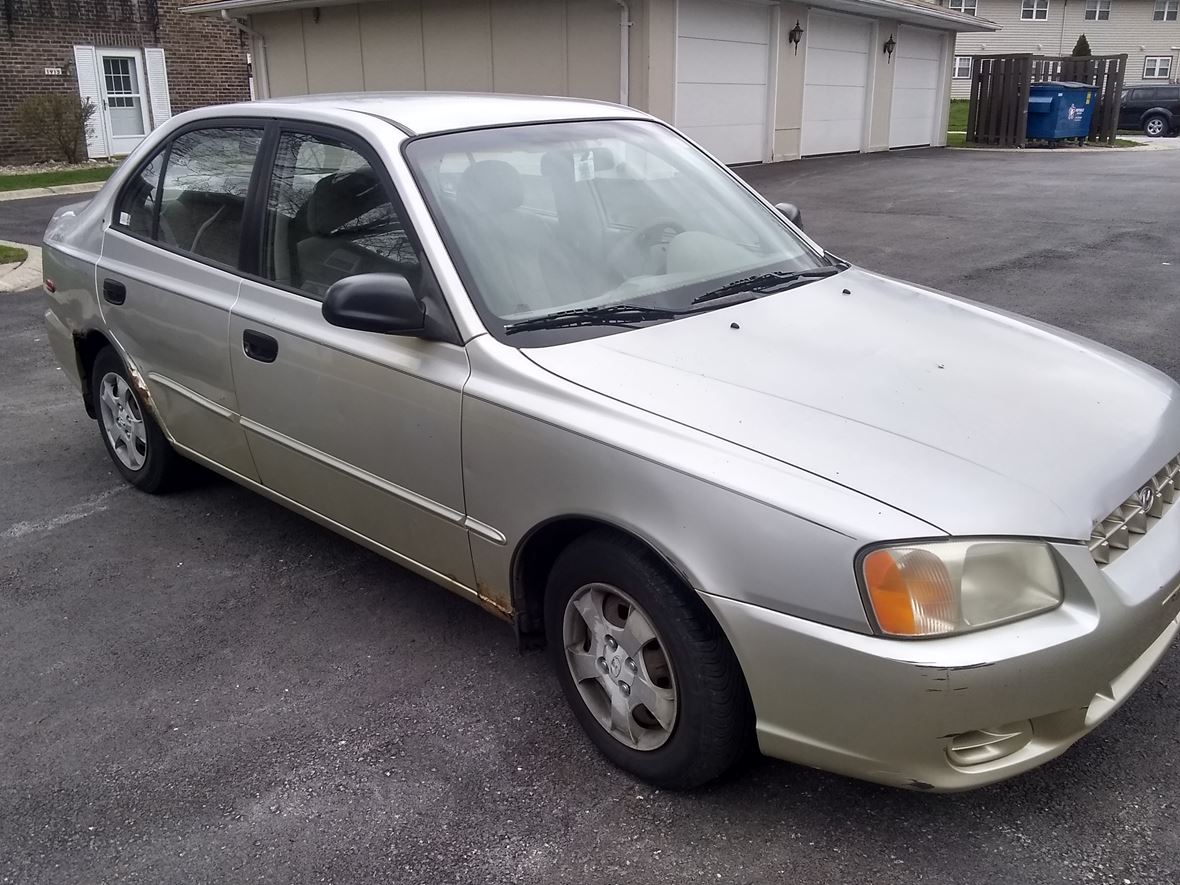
xmin=965 ymin=54 xmax=1127 ymax=147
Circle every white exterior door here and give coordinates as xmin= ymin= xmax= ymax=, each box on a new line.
xmin=675 ymin=0 xmax=772 ymax=165
xmin=889 ymin=26 xmax=944 ymax=148
xmin=97 ymin=50 xmax=151 ymax=156
xmin=801 ymin=13 xmax=871 ymax=156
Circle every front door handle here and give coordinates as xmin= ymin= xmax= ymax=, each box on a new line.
xmin=242 ymin=329 xmax=278 ymax=363
xmin=102 ymin=279 xmax=126 ymax=305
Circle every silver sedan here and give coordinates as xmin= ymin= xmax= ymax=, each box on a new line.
xmin=42 ymin=94 xmax=1180 ymax=791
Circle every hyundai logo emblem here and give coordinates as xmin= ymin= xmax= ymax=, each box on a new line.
xmin=1137 ymin=484 xmax=1156 ymax=513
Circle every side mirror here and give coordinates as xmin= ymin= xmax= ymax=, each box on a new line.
xmin=322 ymin=273 xmax=425 ymax=335
xmin=775 ymin=202 xmax=803 ymax=229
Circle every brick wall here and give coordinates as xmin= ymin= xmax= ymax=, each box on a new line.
xmin=0 ymin=0 xmax=249 ymax=165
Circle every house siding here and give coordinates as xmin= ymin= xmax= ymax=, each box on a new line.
xmin=0 ymin=0 xmax=249 ymax=165
xmin=251 ymin=0 xmax=625 ymax=105
xmin=949 ymin=0 xmax=1180 ymax=97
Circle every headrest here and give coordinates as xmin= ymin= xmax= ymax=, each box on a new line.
xmin=306 ymin=168 xmax=384 ymax=236
xmin=458 ymin=160 xmax=524 ymax=214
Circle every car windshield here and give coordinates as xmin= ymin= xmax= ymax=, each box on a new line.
xmin=404 ymin=119 xmax=832 ymax=344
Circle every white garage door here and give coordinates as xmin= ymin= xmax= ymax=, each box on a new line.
xmin=889 ymin=26 xmax=944 ymax=148
xmin=675 ymin=0 xmax=771 ymax=165
xmin=801 ymin=13 xmax=871 ymax=156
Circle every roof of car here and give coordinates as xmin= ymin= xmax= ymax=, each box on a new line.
xmin=230 ymin=92 xmax=653 ymax=136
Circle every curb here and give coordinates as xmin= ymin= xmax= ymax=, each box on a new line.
xmin=0 ymin=181 xmax=105 ymax=203
xmin=0 ymin=240 xmax=43 ymax=293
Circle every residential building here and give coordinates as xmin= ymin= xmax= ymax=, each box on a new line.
xmin=183 ymin=0 xmax=996 ymax=164
xmin=0 ymin=0 xmax=251 ymax=164
xmin=944 ymin=0 xmax=1180 ymax=97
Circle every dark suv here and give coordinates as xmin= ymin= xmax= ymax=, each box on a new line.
xmin=1119 ymin=85 xmax=1180 ymax=137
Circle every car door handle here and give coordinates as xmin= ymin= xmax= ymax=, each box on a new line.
xmin=102 ymin=279 xmax=126 ymax=305
xmin=242 ymin=329 xmax=278 ymax=363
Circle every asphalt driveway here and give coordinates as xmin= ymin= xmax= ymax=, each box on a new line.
xmin=2 ymin=147 xmax=1178 ymax=885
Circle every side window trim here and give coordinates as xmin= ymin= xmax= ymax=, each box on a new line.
xmin=110 ymin=117 xmax=267 ymax=274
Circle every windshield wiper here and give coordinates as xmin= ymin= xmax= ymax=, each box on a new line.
xmin=692 ymin=267 xmax=842 ymax=305
xmin=504 ymin=303 xmax=688 ymax=335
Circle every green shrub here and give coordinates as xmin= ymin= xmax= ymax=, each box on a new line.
xmin=14 ymin=95 xmax=96 ymax=164
xmin=1072 ymin=34 xmax=1092 ymax=57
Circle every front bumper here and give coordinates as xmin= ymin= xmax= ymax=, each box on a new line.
xmin=702 ymin=523 xmax=1180 ymax=791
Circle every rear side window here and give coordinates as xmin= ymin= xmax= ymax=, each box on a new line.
xmin=116 ymin=125 xmax=263 ymax=269
xmin=261 ymin=131 xmax=422 ymax=300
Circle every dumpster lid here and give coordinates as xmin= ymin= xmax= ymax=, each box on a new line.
xmin=1031 ymin=81 xmax=1095 ymax=90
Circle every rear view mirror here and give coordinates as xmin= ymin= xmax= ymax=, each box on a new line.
xmin=322 ymin=273 xmax=425 ymax=335
xmin=775 ymin=202 xmax=803 ymax=229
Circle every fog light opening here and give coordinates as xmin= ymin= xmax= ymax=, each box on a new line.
xmin=946 ymin=720 xmax=1033 ymax=767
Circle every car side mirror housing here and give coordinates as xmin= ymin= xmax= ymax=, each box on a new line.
xmin=322 ymin=273 xmax=426 ymax=335
xmin=775 ymin=202 xmax=803 ymax=229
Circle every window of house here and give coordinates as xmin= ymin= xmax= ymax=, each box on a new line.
xmin=1021 ymin=0 xmax=1049 ymax=19
xmin=1154 ymin=0 xmax=1178 ymax=21
xmin=948 ymin=0 xmax=977 ymax=15
xmin=1085 ymin=0 xmax=1111 ymax=20
xmin=953 ymin=56 xmax=974 ymax=78
xmin=1144 ymin=55 xmax=1173 ymax=78
xmin=262 ymin=131 xmax=422 ymax=300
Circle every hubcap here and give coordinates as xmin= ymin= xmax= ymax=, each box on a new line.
xmin=98 ymin=372 xmax=147 ymax=471
xmin=562 ymin=583 xmax=678 ymax=751
xmin=1147 ymin=119 xmax=1164 ymax=136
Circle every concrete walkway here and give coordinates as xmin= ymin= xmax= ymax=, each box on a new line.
xmin=0 ymin=239 xmax=43 ymax=293
xmin=0 ymin=181 xmax=105 ymax=203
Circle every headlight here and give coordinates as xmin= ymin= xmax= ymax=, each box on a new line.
xmin=859 ymin=540 xmax=1063 ymax=638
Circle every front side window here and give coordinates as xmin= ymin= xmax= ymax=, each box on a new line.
xmin=261 ymin=131 xmax=422 ymax=300
xmin=116 ymin=150 xmax=164 ymax=239
xmin=1144 ymin=56 xmax=1174 ymax=78
xmin=1021 ymin=0 xmax=1049 ymax=19
xmin=954 ymin=56 xmax=973 ymax=79
xmin=1085 ymin=0 xmax=1111 ymax=19
xmin=948 ymin=0 xmax=977 ymax=15
xmin=405 ymin=119 xmax=830 ymax=345
xmin=1154 ymin=0 xmax=1178 ymax=21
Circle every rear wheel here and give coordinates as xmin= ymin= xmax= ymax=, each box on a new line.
xmin=1143 ymin=115 xmax=1168 ymax=137
xmin=91 ymin=347 xmax=183 ymax=493
xmin=544 ymin=531 xmax=753 ymax=788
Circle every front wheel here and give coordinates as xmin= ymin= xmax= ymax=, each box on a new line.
xmin=1143 ymin=115 xmax=1168 ymax=138
xmin=91 ymin=347 xmax=183 ymax=493
xmin=544 ymin=531 xmax=753 ymax=788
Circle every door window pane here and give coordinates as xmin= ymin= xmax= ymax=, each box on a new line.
xmin=102 ymin=56 xmax=145 ymax=137
xmin=156 ymin=127 xmax=262 ymax=266
xmin=263 ymin=132 xmax=421 ymax=300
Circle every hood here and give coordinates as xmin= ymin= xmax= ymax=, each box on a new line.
xmin=524 ymin=269 xmax=1180 ymax=540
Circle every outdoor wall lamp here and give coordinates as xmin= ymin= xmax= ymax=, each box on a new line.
xmin=883 ymin=34 xmax=896 ymax=62
xmin=788 ymin=20 xmax=804 ymax=54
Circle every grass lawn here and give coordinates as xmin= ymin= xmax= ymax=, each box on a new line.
xmin=0 ymin=244 xmax=29 ymax=264
xmin=0 ymin=165 xmax=116 ymax=193
xmin=948 ymin=99 xmax=969 ymax=132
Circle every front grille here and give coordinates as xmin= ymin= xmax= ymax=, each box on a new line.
xmin=1090 ymin=455 xmax=1180 ymax=565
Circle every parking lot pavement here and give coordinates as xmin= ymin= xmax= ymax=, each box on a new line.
xmin=2 ymin=148 xmax=1179 ymax=885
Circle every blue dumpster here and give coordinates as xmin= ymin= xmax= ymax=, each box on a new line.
xmin=1026 ymin=81 xmax=1098 ymax=140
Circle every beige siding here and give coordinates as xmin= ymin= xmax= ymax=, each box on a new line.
xmin=773 ymin=0 xmax=807 ymax=160
xmin=951 ymin=0 xmax=1180 ymax=97
xmin=252 ymin=0 xmax=620 ymax=105
xmin=869 ymin=18 xmax=900 ymax=152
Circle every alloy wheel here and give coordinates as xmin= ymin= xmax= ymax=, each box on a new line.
xmin=98 ymin=371 xmax=148 ymax=471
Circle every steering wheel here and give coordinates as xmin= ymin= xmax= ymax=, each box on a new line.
xmin=607 ymin=218 xmax=687 ymax=278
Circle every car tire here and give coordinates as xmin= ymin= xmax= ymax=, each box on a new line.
xmin=90 ymin=346 xmax=183 ymax=493
xmin=1143 ymin=115 xmax=1168 ymax=138
xmin=544 ymin=530 xmax=753 ymax=789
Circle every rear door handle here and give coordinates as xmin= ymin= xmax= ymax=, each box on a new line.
xmin=102 ymin=279 xmax=126 ymax=305
xmin=242 ymin=329 xmax=278 ymax=363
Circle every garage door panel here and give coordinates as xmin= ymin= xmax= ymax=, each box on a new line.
xmin=802 ymin=85 xmax=867 ymax=122
xmin=677 ymin=0 xmax=771 ymax=45
xmin=678 ymin=37 xmax=769 ymax=85
xmin=677 ymin=83 xmax=767 ymax=128
xmin=801 ymin=13 xmax=870 ymax=156
xmin=888 ymin=25 xmax=942 ymax=148
xmin=681 ymin=124 xmax=765 ymax=165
